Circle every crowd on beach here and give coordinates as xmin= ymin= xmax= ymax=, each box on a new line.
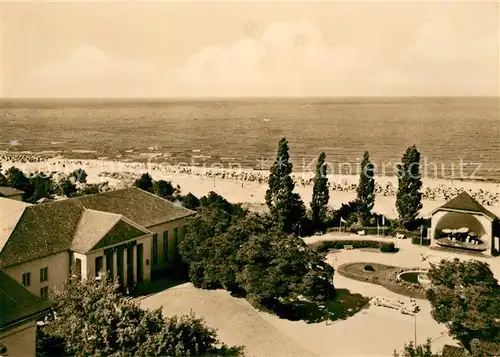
xmin=2 ymin=153 xmax=499 ymax=206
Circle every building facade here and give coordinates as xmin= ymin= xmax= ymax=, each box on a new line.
xmin=0 ymin=269 xmax=52 ymax=357
xmin=0 ymin=188 xmax=196 ymax=299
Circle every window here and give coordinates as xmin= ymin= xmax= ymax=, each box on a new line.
xmin=173 ymin=228 xmax=179 ymax=258
xmin=40 ymin=286 xmax=49 ymax=300
xmin=95 ymin=256 xmax=104 ymax=277
xmin=40 ymin=267 xmax=49 ymax=282
xmin=152 ymin=234 xmax=158 ymax=265
xmin=163 ymin=231 xmax=169 ymax=261
xmin=173 ymin=228 xmax=179 ymax=245
xmin=22 ymin=272 xmax=31 ymax=287
xmin=75 ymin=258 xmax=82 ymax=277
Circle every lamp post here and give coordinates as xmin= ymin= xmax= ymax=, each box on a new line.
xmin=411 ymin=299 xmax=421 ymax=346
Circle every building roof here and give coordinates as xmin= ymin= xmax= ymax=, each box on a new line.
xmin=0 ymin=199 xmax=32 ymax=254
xmin=0 ymin=269 xmax=52 ymax=329
xmin=0 ymin=187 xmax=24 ymax=197
xmin=76 ymin=187 xmax=196 ymax=228
xmin=71 ymin=209 xmax=150 ymax=253
xmin=0 ymin=187 xmax=196 ymax=267
xmin=432 ymin=192 xmax=498 ymax=221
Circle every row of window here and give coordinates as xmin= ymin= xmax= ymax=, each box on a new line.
xmin=22 ymin=266 xmax=49 ymax=287
xmin=152 ymin=226 xmax=185 ymax=265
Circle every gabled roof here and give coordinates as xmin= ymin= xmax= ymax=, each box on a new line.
xmin=432 ymin=192 xmax=498 ymax=221
xmin=76 ymin=187 xmax=196 ymax=228
xmin=0 ymin=187 xmax=24 ymax=197
xmin=0 ymin=188 xmax=195 ymax=267
xmin=72 ymin=209 xmax=150 ymax=253
xmin=0 ymin=269 xmax=52 ymax=329
xmin=0 ymin=199 xmax=32 ymax=253
xmin=0 ymin=199 xmax=85 ymax=267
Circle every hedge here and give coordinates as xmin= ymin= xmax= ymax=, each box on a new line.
xmin=313 ymin=240 xmax=397 ymax=253
xmin=411 ymin=237 xmax=431 ymax=246
xmin=348 ymin=227 xmax=390 ymax=236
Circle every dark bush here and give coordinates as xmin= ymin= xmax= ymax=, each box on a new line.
xmin=403 ymin=218 xmax=431 ymax=232
xmin=380 ymin=242 xmax=396 ymax=253
xmin=363 ymin=265 xmax=375 ymax=271
xmin=312 ymin=240 xmax=396 ymax=253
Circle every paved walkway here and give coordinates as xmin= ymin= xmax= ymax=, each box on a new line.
xmin=139 ymin=233 xmax=499 ymax=357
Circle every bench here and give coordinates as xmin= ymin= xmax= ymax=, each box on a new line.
xmin=396 ymin=233 xmax=406 ymax=239
xmin=357 ymin=230 xmax=366 ymax=236
xmin=344 ymin=245 xmax=354 ymax=250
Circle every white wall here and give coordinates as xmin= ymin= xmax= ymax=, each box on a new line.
xmin=0 ymin=320 xmax=37 ymax=357
xmin=3 ymin=251 xmax=70 ymax=298
xmin=148 ymin=217 xmax=190 ymax=273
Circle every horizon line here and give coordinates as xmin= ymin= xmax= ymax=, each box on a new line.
xmin=1 ymin=95 xmax=498 ymax=101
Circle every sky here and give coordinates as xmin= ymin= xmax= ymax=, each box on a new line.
xmin=0 ymin=1 xmax=498 ymax=98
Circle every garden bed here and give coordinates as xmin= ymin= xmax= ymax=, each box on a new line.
xmin=337 ymin=262 xmax=427 ymax=299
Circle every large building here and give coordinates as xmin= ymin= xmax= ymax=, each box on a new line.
xmin=430 ymin=192 xmax=500 ymax=256
xmin=0 ymin=187 xmax=196 ymax=299
xmin=0 ymin=269 xmax=53 ymax=357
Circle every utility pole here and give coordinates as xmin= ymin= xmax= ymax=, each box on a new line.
xmin=412 ymin=301 xmax=421 ymax=346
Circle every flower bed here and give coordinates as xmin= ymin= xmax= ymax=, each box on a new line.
xmin=337 ymin=263 xmax=427 ymax=299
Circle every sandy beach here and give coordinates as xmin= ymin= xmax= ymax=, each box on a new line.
xmin=2 ymin=154 xmax=500 ymax=219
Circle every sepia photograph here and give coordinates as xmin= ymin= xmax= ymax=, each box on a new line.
xmin=0 ymin=1 xmax=499 ymax=356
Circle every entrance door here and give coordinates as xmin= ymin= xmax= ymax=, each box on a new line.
xmin=117 ymin=248 xmax=124 ymax=286
xmin=127 ymin=246 xmax=134 ymax=286
xmin=136 ymin=243 xmax=143 ymax=283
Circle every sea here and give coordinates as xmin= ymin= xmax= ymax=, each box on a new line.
xmin=1 ymin=97 xmax=499 ymax=180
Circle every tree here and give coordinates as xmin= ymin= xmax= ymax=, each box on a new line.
xmin=6 ymin=167 xmax=33 ymax=198
xmin=310 ymin=152 xmax=329 ymax=232
xmin=134 ymin=173 xmax=154 ymax=192
xmin=180 ymin=202 xmax=335 ymax=310
xmin=396 ymin=145 xmax=423 ymax=225
xmin=356 ymin=151 xmax=375 ymax=226
xmin=57 ymin=177 xmax=77 ymax=197
xmin=153 ymin=180 xmax=179 ymax=199
xmin=393 ymin=339 xmax=440 ymax=357
xmin=265 ymin=138 xmax=306 ymax=234
xmin=29 ymin=175 xmax=55 ymax=203
xmin=426 ymin=258 xmax=500 ymax=351
xmin=70 ymin=169 xmax=88 ymax=184
xmin=182 ymin=192 xmax=200 ymax=210
xmin=0 ymin=163 xmax=7 ymax=186
xmin=40 ymin=276 xmax=244 ymax=357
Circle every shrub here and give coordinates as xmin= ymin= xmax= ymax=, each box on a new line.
xmin=363 ymin=265 xmax=375 ymax=271
xmin=387 ymin=228 xmax=421 ymax=239
xmin=348 ymin=226 xmax=390 ymax=236
xmin=411 ymin=237 xmax=431 ymax=246
xmin=380 ymin=242 xmax=397 ymax=253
